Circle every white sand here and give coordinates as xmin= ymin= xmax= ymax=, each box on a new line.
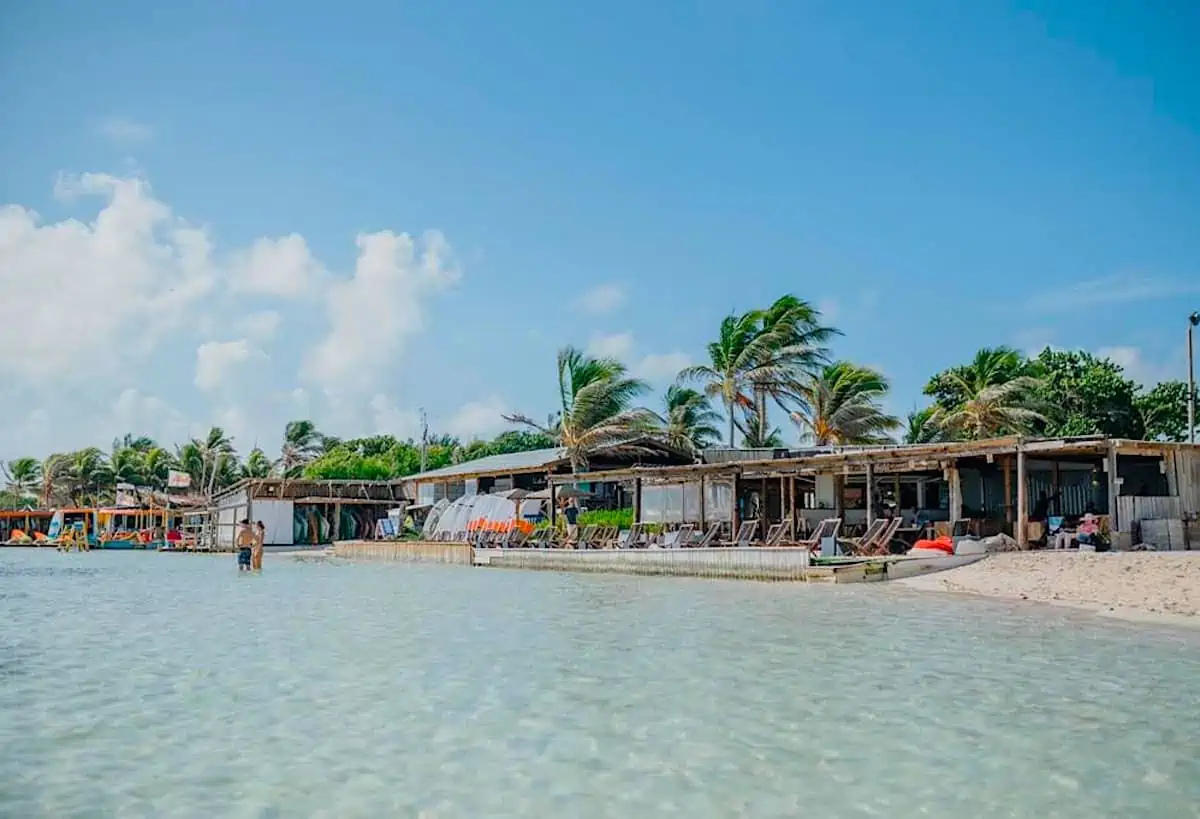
xmin=899 ymin=551 xmax=1200 ymax=625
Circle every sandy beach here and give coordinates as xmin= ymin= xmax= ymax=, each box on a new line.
xmin=900 ymin=551 xmax=1200 ymax=624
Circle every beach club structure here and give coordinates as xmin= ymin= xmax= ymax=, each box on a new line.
xmin=542 ymin=435 xmax=1200 ymax=552
xmin=211 ymin=478 xmax=405 ymax=549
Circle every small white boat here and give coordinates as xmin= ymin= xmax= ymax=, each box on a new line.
xmin=882 ymin=551 xmax=986 ymax=581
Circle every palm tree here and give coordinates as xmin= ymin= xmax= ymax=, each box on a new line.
xmin=3 ymin=457 xmax=41 ymax=497
xmin=279 ymin=420 xmax=325 ymax=477
xmin=109 ymin=447 xmax=146 ymax=486
xmin=142 ymin=447 xmax=174 ymax=490
xmin=505 ymin=345 xmax=657 ymax=472
xmin=679 ymin=312 xmax=773 ymax=447
xmin=64 ymin=448 xmax=112 ymax=506
xmin=925 ymin=347 xmax=1033 ymax=409
xmin=790 ymin=362 xmax=900 ymax=445
xmin=903 ymin=406 xmax=943 ymax=444
xmin=661 ymin=386 xmax=722 ymax=456
xmin=748 ymin=296 xmax=838 ymax=440
xmin=112 ymin=433 xmax=156 ymax=453
xmin=40 ymin=454 xmax=70 ymax=507
xmin=242 ymin=448 xmax=273 ymax=478
xmin=192 ymin=427 xmax=235 ymax=497
xmin=935 ymin=378 xmax=1047 ymax=440
xmin=735 ymin=407 xmax=786 ymax=448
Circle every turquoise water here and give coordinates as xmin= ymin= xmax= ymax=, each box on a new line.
xmin=2 ymin=550 xmax=1198 ymax=818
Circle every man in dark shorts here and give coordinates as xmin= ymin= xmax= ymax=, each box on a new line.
xmin=235 ymin=519 xmax=254 ymax=571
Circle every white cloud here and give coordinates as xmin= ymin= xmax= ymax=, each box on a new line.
xmin=238 ymin=310 xmax=282 ymax=341
xmin=443 ymin=396 xmax=510 ymax=440
xmin=368 ymin=394 xmax=420 ymax=439
xmin=1029 ymin=273 xmax=1200 ymax=310
xmin=0 ymin=172 xmax=216 ymax=380
xmin=97 ymin=117 xmax=153 ymax=146
xmin=195 ymin=340 xmax=261 ymax=391
xmin=229 ymin=233 xmax=322 ymax=297
xmin=586 ymin=331 xmax=635 ymax=360
xmin=634 ymin=352 xmax=691 ymax=382
xmin=576 ymin=282 xmax=625 ymax=314
xmin=1096 ymin=346 xmax=1181 ymax=388
xmin=816 ymin=298 xmax=840 ymax=324
xmin=303 ymin=230 xmax=458 ymax=393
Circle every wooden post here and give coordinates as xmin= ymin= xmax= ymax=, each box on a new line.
xmin=1052 ymin=460 xmax=1061 ymax=517
xmin=731 ymin=475 xmax=740 ymax=536
xmin=549 ymin=484 xmax=557 ymax=527
xmin=1016 ymin=447 xmax=1027 ymax=548
xmin=633 ymin=478 xmax=642 ymax=524
xmin=865 ymin=463 xmax=875 ymax=525
xmin=893 ymin=474 xmax=901 ymax=512
xmin=1003 ymin=456 xmax=1014 ymax=526
xmin=947 ymin=465 xmax=962 ymax=524
xmin=334 ymin=501 xmax=341 ymax=542
xmin=1107 ymin=443 xmax=1120 ymax=534
xmin=761 ymin=477 xmax=768 ymax=534
xmin=698 ymin=476 xmax=706 ymax=530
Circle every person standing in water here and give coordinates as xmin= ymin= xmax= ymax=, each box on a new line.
xmin=235 ymin=519 xmax=254 ymax=572
xmin=252 ymin=521 xmax=266 ymax=571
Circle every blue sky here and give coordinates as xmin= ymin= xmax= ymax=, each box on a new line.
xmin=1 ymin=0 xmax=1198 ymax=459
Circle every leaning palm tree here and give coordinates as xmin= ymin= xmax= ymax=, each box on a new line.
xmin=505 ymin=346 xmax=658 ymax=472
xmin=192 ymin=427 xmax=235 ymax=497
xmin=679 ymin=312 xmax=775 ymax=447
xmin=661 ymin=386 xmax=722 ymax=456
xmin=141 ymin=447 xmax=175 ymax=490
xmin=935 ymin=378 xmax=1047 ymax=440
xmin=39 ymin=454 xmax=70 ymax=507
xmin=278 ymin=420 xmax=324 ymax=477
xmin=790 ymin=362 xmax=900 ymax=446
xmin=3 ymin=457 xmax=42 ymax=498
xmin=748 ymin=295 xmax=838 ymax=440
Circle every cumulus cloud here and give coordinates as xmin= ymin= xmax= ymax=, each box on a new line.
xmin=634 ymin=352 xmax=691 ymax=382
xmin=1097 ymin=346 xmax=1180 ymax=388
xmin=576 ymin=282 xmax=625 ymax=314
xmin=237 ymin=310 xmax=282 ymax=341
xmin=229 ymin=233 xmax=323 ymax=297
xmin=443 ymin=396 xmax=510 ymax=440
xmin=97 ymin=117 xmax=153 ymax=146
xmin=586 ymin=331 xmax=635 ymax=360
xmin=195 ymin=340 xmax=262 ymax=391
xmin=303 ymin=230 xmax=458 ymax=392
xmin=0 ymin=172 xmax=216 ymax=379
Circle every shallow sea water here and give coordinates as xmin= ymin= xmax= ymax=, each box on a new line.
xmin=1 ymin=549 xmax=1198 ymax=818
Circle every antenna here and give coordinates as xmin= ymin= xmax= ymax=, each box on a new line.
xmin=419 ymin=408 xmax=429 ymax=473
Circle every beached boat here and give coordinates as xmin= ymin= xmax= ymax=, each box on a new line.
xmin=806 ymin=552 xmax=986 ymax=583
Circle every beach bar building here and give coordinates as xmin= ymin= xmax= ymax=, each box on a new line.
xmin=211 ymin=478 xmax=404 ymax=549
xmin=551 ymin=436 xmax=1200 ymax=550
xmin=402 ymin=442 xmax=695 ymax=511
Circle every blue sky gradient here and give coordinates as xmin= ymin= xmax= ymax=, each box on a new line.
xmin=1 ymin=0 xmax=1197 ymax=458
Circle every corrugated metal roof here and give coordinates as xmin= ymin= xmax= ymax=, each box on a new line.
xmin=407 ymin=447 xmax=568 ymax=481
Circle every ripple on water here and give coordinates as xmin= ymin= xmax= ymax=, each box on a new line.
xmin=1 ymin=549 xmax=1198 ymax=818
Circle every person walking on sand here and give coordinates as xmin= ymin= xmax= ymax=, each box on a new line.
xmin=235 ymin=519 xmax=254 ymax=572
xmin=252 ymin=520 xmax=266 ymax=571
xmin=563 ymin=498 xmax=580 ymax=545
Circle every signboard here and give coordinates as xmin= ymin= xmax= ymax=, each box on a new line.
xmin=375 ymin=518 xmax=397 ymax=539
xmin=167 ymin=470 xmax=191 ymax=489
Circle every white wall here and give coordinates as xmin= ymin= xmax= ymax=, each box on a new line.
xmin=253 ymin=499 xmax=295 ymax=546
xmin=814 ymin=475 xmax=837 ymax=509
xmin=215 ymin=488 xmax=248 ymax=549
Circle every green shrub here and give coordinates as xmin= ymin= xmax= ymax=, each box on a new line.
xmin=578 ymin=508 xmax=634 ymax=529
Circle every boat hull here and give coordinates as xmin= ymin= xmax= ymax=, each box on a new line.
xmin=807 ymin=553 xmax=986 ymax=583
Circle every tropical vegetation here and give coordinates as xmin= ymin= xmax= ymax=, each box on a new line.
xmin=3 ymin=293 xmax=1196 ymax=505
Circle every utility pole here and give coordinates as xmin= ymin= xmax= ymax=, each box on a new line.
xmin=419 ymin=408 xmax=429 ymax=473
xmin=1189 ymin=312 xmax=1199 ymax=445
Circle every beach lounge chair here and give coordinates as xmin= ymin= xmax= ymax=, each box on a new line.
xmin=690 ymin=522 xmax=722 ymax=548
xmin=658 ymin=523 xmax=695 ymax=549
xmin=763 ymin=519 xmax=794 ymax=547
xmin=725 ymin=520 xmax=757 ymax=547
xmin=613 ymin=523 xmax=641 ymax=549
xmin=836 ymin=519 xmax=885 ymax=555
xmin=846 ymin=518 xmax=902 ymax=556
xmin=798 ymin=518 xmax=842 ymax=554
xmin=526 ymin=528 xmax=551 ymax=548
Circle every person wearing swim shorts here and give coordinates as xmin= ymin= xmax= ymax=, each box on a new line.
xmin=235 ymin=519 xmax=254 ymax=571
